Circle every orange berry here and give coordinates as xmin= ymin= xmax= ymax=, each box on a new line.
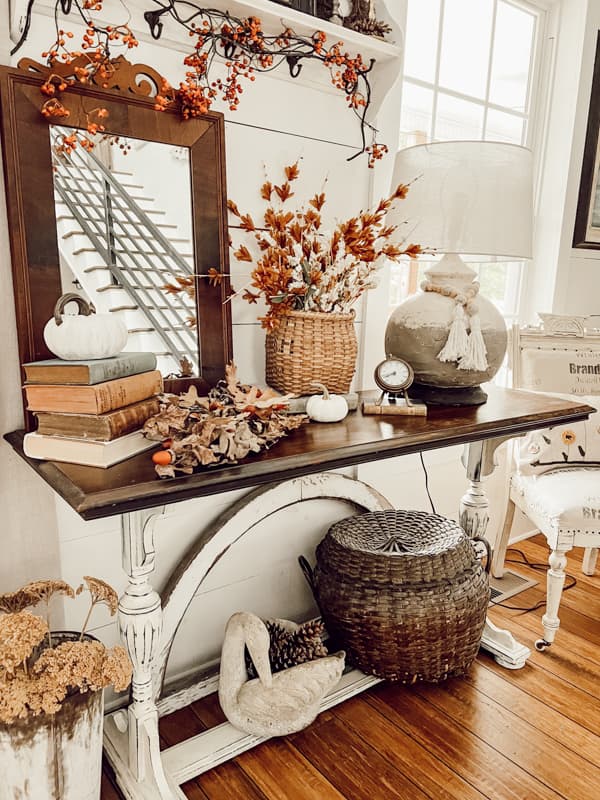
xmin=152 ymin=450 xmax=173 ymax=466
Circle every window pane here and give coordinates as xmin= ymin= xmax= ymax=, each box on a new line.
xmin=485 ymin=109 xmax=525 ymax=143
xmin=400 ymin=82 xmax=434 ymax=144
xmin=474 ymin=261 xmax=523 ymax=315
xmin=434 ymin=93 xmax=484 ymax=139
xmin=489 ymin=1 xmax=535 ymax=112
xmin=439 ymin=0 xmax=494 ymax=99
xmin=404 ymin=0 xmax=441 ymax=83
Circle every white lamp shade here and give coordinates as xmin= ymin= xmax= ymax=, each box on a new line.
xmin=389 ymin=141 xmax=533 ymax=260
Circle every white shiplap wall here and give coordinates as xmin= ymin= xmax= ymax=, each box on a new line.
xmin=0 ymin=2 xmax=506 ymax=695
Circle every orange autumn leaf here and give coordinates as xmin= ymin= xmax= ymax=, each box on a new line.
xmin=261 ymin=181 xmax=273 ymax=201
xmin=207 ymin=267 xmax=223 ymax=286
xmin=239 ymin=213 xmax=255 ymax=231
xmin=392 ymin=183 xmax=410 ymax=200
xmin=284 ymin=163 xmax=300 ymax=182
xmin=242 ymin=289 xmax=260 ymax=304
xmin=309 ymin=193 xmax=326 ymax=211
xmin=233 ymin=244 xmax=253 ymax=262
xmin=227 ymin=199 xmax=241 ymax=217
xmin=274 ymin=182 xmax=294 ymax=202
xmin=403 ymin=243 xmax=423 ymax=259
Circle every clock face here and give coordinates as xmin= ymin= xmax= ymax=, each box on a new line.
xmin=374 ymin=358 xmax=414 ymax=393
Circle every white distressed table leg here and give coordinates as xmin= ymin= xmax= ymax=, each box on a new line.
xmin=104 ymin=507 xmax=184 ymax=800
xmin=461 ymin=440 xmax=531 ymax=669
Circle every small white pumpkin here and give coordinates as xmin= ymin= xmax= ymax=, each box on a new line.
xmin=306 ymin=382 xmax=348 ymax=423
xmin=43 ymin=293 xmax=128 ymax=360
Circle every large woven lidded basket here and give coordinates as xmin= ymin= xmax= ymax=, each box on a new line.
xmin=265 ymin=310 xmax=357 ymax=394
xmin=312 ymin=510 xmax=490 ymax=683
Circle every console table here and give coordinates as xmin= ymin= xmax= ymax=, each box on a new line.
xmin=5 ymin=386 xmax=594 ymax=800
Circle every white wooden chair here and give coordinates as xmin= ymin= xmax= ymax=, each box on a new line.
xmin=491 ymin=318 xmax=600 ymax=651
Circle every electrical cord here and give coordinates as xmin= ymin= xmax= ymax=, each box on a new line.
xmin=419 ymin=452 xmax=436 ymax=514
xmin=415 ymin=458 xmax=574 ymax=616
xmin=489 ymin=546 xmax=577 ymax=613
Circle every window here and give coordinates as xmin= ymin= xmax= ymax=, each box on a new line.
xmin=392 ymin=0 xmax=545 ymax=323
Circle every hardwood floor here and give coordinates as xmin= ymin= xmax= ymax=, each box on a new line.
xmin=102 ymin=535 xmax=600 ymax=800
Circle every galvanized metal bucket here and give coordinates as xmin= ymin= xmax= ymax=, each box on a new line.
xmin=0 ymin=633 xmax=104 ymax=800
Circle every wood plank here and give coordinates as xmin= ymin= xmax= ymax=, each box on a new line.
xmin=491 ymin=581 xmax=600 ymax=637
xmin=195 ymin=763 xmax=268 ymax=800
xmin=331 ymin=695 xmax=487 ymax=800
xmin=289 ymin=709 xmax=432 ymax=800
xmin=160 ymin=704 xmax=264 ymax=800
xmin=179 ymin=782 xmax=210 ymax=800
xmin=494 ymin=609 xmax=598 ymax=697
xmin=477 ymin=651 xmax=600 ymax=738
xmin=466 ymin=661 xmax=600 ymax=766
xmin=101 ymin=772 xmax=122 ymax=800
xmin=236 ymin=738 xmax=346 ymax=800
xmin=412 ymin=676 xmax=600 ymax=800
xmin=489 ymin=602 xmax=600 ymax=683
xmin=5 ymin=387 xmax=594 ymax=519
xmin=367 ymin=684 xmax=562 ymax=799
xmin=500 ymin=545 xmax=600 ymax=619
xmin=160 ymin=706 xmax=208 ymax=750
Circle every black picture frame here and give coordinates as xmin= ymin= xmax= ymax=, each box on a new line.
xmin=573 ymin=31 xmax=600 ymax=249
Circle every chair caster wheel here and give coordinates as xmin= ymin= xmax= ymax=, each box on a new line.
xmin=535 ymin=638 xmax=551 ymax=652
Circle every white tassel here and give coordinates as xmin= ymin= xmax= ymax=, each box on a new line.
xmin=438 ymin=302 xmax=469 ymax=362
xmin=459 ymin=312 xmax=489 ymax=371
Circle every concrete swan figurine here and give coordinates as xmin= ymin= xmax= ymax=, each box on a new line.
xmin=218 ymin=611 xmax=345 ymax=737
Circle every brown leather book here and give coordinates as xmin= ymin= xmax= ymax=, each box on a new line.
xmin=24 ymin=371 xmax=163 ymax=415
xmin=34 ymin=397 xmax=161 ymax=441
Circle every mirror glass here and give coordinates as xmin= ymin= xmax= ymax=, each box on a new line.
xmin=50 ymin=126 xmax=198 ymax=377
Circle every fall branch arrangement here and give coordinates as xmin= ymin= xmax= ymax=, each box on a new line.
xmin=164 ymin=162 xmax=422 ymax=330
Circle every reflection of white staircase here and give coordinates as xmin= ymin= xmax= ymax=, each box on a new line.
xmin=52 ymin=145 xmax=199 ymax=377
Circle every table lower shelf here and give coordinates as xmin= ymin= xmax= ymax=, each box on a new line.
xmin=103 ymin=617 xmax=531 ymax=799
xmin=104 ymin=667 xmax=381 ymax=799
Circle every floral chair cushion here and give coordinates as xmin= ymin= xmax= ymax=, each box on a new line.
xmin=517 ymin=396 xmax=600 ymax=475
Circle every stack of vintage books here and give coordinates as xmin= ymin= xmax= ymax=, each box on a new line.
xmin=22 ymin=352 xmax=163 ymax=468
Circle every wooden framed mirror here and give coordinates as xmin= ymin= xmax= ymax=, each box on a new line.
xmin=0 ymin=58 xmax=232 ymax=430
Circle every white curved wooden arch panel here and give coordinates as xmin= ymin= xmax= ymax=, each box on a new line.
xmin=153 ymin=472 xmax=393 ymax=700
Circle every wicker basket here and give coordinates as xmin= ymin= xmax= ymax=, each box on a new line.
xmin=265 ymin=310 xmax=357 ymax=394
xmin=311 ymin=510 xmax=490 ymax=683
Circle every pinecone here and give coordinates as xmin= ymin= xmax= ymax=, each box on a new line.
xmin=344 ymin=16 xmax=392 ymax=38
xmin=245 ymin=618 xmax=329 ymax=678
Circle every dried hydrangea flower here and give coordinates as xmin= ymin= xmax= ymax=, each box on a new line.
xmin=34 ymin=640 xmax=107 ymax=693
xmin=77 ymin=576 xmax=119 ymax=638
xmin=0 ymin=611 xmax=48 ymax=674
xmin=102 ymin=645 xmax=133 ymax=692
xmin=21 ymin=580 xmax=75 ymax=606
xmin=0 ymin=672 xmax=31 ymax=722
xmin=0 ymin=588 xmax=39 ymax=614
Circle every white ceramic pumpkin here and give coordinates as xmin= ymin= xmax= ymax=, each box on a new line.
xmin=306 ymin=383 xmax=348 ymax=423
xmin=43 ymin=293 xmax=128 ymax=360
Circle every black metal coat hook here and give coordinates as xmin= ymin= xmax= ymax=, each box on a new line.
xmin=287 ymin=56 xmax=303 ymax=78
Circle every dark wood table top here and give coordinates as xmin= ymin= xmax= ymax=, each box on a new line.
xmin=5 ymin=387 xmax=595 ymax=520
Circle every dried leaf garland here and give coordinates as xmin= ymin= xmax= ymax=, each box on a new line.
xmin=143 ymin=364 xmax=306 ymax=478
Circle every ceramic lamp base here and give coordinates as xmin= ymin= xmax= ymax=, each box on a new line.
xmin=408 ymin=383 xmax=488 ymax=407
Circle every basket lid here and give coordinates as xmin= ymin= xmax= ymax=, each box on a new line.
xmin=328 ymin=510 xmax=466 ymax=557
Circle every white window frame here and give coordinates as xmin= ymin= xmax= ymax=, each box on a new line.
xmin=394 ymin=0 xmax=554 ymax=324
